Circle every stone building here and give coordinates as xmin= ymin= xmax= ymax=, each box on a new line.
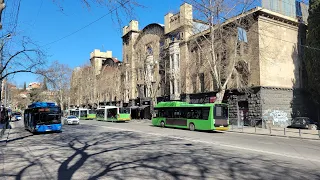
xmin=70 ymin=49 xmax=121 ymax=108
xmin=120 ymin=2 xmax=311 ymax=127
xmin=121 ymin=20 xmax=165 ymax=119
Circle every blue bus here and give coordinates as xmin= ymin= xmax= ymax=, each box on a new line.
xmin=24 ymin=102 xmax=62 ymax=133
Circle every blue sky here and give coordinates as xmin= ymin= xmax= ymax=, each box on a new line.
xmin=2 ymin=0 xmax=182 ymax=87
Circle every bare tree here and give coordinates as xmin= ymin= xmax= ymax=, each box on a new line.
xmin=51 ymin=0 xmax=143 ymax=28
xmin=69 ymin=63 xmax=95 ymax=107
xmin=185 ymin=0 xmax=257 ymax=102
xmin=80 ymin=64 xmax=94 ymax=107
xmin=0 ymin=35 xmax=46 ymax=107
xmin=45 ymin=61 xmax=72 ymax=110
xmin=96 ymin=65 xmax=121 ymax=105
xmin=70 ymin=67 xmax=82 ymax=107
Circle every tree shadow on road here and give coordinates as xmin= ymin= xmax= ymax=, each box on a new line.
xmin=3 ymin=124 xmax=320 ymax=180
xmin=148 ymin=125 xmax=225 ymax=134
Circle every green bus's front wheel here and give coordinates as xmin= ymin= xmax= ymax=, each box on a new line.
xmin=160 ymin=121 xmax=165 ymax=128
xmin=189 ymin=123 xmax=195 ymax=131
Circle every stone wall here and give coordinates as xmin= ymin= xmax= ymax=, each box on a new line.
xmin=227 ymin=88 xmax=262 ymax=126
xmin=260 ymin=87 xmax=307 ymax=128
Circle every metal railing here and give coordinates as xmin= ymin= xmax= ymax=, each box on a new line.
xmin=230 ymin=122 xmax=320 ymax=139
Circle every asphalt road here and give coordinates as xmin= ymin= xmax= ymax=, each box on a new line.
xmin=1 ymin=119 xmax=320 ymax=180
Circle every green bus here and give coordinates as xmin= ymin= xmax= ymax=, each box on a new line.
xmin=96 ymin=106 xmax=131 ymax=122
xmin=152 ymin=101 xmax=229 ymax=131
xmin=69 ymin=108 xmax=96 ymax=120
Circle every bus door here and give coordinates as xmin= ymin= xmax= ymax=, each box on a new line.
xmin=80 ymin=110 xmax=88 ymax=119
xmin=96 ymin=109 xmax=105 ymax=120
xmin=106 ymin=108 xmax=118 ymax=121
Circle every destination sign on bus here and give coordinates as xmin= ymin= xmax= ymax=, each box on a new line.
xmin=39 ymin=108 xmax=50 ymax=112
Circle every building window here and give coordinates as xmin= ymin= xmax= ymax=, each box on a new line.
xmin=126 ymin=55 xmax=129 ymax=63
xmin=140 ymin=69 xmax=143 ymax=80
xmin=147 ymin=45 xmax=153 ymax=55
xmin=125 ymin=71 xmax=129 ymax=82
xmin=200 ymin=50 xmax=204 ymax=66
xmin=172 ymin=81 xmax=175 ymax=94
xmin=170 ymin=54 xmax=174 ymax=69
xmin=160 ymin=41 xmax=164 ymax=47
xmin=144 ymin=85 xmax=147 ymax=97
xmin=199 ymin=73 xmax=205 ymax=92
xmin=136 ymin=69 xmax=138 ymax=81
xmin=244 ymin=43 xmax=249 ymax=54
xmin=176 ymin=54 xmax=180 ymax=68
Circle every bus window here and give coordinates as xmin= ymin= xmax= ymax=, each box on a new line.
xmin=80 ymin=110 xmax=87 ymax=117
xmin=214 ymin=105 xmax=228 ymax=119
xmin=180 ymin=108 xmax=187 ymax=118
xmin=173 ymin=109 xmax=181 ymax=118
xmin=187 ymin=108 xmax=202 ymax=119
xmin=96 ymin=109 xmax=104 ymax=119
xmin=154 ymin=109 xmax=165 ymax=118
xmin=202 ymin=107 xmax=210 ymax=120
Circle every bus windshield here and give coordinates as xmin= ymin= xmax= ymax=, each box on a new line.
xmin=214 ymin=105 xmax=228 ymax=119
xmin=36 ymin=107 xmax=62 ymax=125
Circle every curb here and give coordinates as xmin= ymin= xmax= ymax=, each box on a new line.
xmin=226 ymin=130 xmax=320 ymax=141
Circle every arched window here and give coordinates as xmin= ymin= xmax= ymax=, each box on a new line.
xmin=146 ymin=45 xmax=153 ymax=55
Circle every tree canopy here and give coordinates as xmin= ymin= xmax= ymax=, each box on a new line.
xmin=305 ymin=0 xmax=320 ymax=103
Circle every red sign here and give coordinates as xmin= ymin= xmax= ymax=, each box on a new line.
xmin=209 ymin=97 xmax=216 ymax=103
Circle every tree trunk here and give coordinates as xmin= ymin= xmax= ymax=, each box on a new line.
xmin=0 ymin=0 xmax=5 ymax=29
xmin=215 ymin=89 xmax=225 ymax=103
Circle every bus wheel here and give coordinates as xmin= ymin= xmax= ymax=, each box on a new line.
xmin=189 ymin=123 xmax=195 ymax=131
xmin=160 ymin=121 xmax=165 ymax=128
xmin=32 ymin=129 xmax=38 ymax=135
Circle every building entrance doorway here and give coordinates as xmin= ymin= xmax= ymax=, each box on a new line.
xmin=238 ymin=101 xmax=249 ymax=126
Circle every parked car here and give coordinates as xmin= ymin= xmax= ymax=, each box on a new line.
xmin=11 ymin=112 xmax=22 ymax=121
xmin=290 ymin=117 xmax=318 ymax=130
xmin=64 ymin=116 xmax=80 ymax=125
xmin=15 ymin=115 xmax=22 ymax=121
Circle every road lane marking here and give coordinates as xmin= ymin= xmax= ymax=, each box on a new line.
xmin=88 ymin=125 xmax=320 ymax=163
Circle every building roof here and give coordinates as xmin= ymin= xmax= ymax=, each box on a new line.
xmin=111 ymin=57 xmax=120 ymax=63
xmin=190 ymin=7 xmax=302 ymax=40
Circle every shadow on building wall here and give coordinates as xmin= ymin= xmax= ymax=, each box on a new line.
xmin=290 ymin=23 xmax=318 ymax=128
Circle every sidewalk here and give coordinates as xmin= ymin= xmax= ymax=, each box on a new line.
xmin=228 ymin=125 xmax=320 ymax=140
xmin=0 ymin=122 xmax=12 ymax=178
xmin=130 ymin=120 xmax=320 ymax=140
xmin=0 ymin=122 xmax=10 ymax=146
